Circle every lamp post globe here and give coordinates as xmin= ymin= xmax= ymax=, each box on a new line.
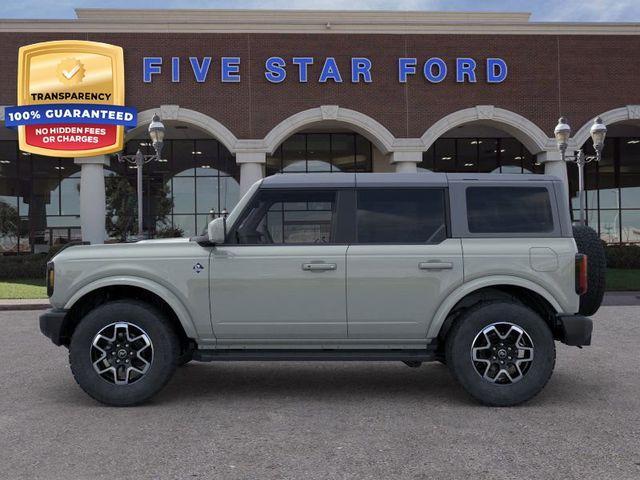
xmin=148 ymin=113 xmax=166 ymax=158
xmin=554 ymin=117 xmax=571 ymax=156
xmin=590 ymin=116 xmax=607 ymax=155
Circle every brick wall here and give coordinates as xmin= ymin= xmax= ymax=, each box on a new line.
xmin=0 ymin=32 xmax=638 ymax=140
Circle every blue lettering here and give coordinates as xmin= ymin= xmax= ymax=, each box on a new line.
xmin=189 ymin=57 xmax=211 ymax=83
xmin=292 ymin=57 xmax=313 ymax=82
xmin=487 ymin=58 xmax=508 ymax=83
xmin=424 ymin=58 xmax=447 ymax=83
xmin=398 ymin=58 xmax=417 ymax=83
xmin=221 ymin=57 xmax=240 ymax=83
xmin=319 ymin=57 xmax=342 ymax=83
xmin=351 ymin=57 xmax=372 ymax=83
xmin=456 ymin=58 xmax=476 ymax=83
xmin=171 ymin=57 xmax=180 ymax=83
xmin=265 ymin=56 xmax=287 ymax=83
xmin=143 ymin=57 xmax=162 ymax=83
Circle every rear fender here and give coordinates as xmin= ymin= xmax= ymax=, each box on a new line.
xmin=427 ymin=275 xmax=562 ymax=339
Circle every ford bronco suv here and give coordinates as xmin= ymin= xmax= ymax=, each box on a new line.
xmin=39 ymin=173 xmax=605 ymax=407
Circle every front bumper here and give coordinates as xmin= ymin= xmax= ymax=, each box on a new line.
xmin=39 ymin=308 xmax=69 ymax=346
xmin=556 ymin=314 xmax=593 ymax=346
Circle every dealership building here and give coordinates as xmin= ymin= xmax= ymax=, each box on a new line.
xmin=0 ymin=8 xmax=640 ymax=252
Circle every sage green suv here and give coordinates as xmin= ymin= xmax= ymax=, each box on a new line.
xmin=39 ymin=173 xmax=603 ymax=407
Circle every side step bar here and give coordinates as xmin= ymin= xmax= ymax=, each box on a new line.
xmin=192 ymin=348 xmax=438 ymax=362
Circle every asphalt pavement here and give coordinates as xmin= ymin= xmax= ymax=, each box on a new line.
xmin=0 ymin=308 xmax=639 ymax=480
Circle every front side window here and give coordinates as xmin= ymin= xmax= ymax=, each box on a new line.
xmin=356 ymin=188 xmax=447 ymax=244
xmin=234 ymin=190 xmax=336 ymax=244
xmin=466 ymin=186 xmax=554 ymax=234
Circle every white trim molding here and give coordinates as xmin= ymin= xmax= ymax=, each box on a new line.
xmin=263 ymin=106 xmax=396 ymax=155
xmin=128 ymin=106 xmax=239 ymax=154
xmin=572 ymin=105 xmax=640 ymax=148
xmin=421 ymin=106 xmax=554 ymax=154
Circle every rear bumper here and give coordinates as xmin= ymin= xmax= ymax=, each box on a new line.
xmin=39 ymin=308 xmax=68 ymax=346
xmin=556 ymin=314 xmax=593 ymax=346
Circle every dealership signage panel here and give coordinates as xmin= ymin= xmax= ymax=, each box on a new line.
xmin=142 ymin=56 xmax=508 ymax=84
xmin=5 ymin=40 xmax=136 ymax=157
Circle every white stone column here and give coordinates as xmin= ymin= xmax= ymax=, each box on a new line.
xmin=236 ymin=152 xmax=266 ymax=196
xmin=537 ymin=151 xmax=569 ymax=192
xmin=390 ymin=151 xmax=422 ymax=173
xmin=74 ymin=155 xmax=109 ymax=244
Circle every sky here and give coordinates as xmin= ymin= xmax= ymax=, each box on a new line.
xmin=0 ymin=0 xmax=639 ymax=22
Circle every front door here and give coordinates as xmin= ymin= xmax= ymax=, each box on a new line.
xmin=346 ymin=187 xmax=464 ymax=339
xmin=210 ymin=188 xmax=348 ymax=340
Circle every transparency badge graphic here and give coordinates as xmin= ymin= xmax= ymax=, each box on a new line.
xmin=5 ymin=40 xmax=136 ymax=157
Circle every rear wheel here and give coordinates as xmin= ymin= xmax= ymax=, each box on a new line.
xmin=69 ymin=300 xmax=179 ymax=406
xmin=445 ymin=301 xmax=555 ymax=407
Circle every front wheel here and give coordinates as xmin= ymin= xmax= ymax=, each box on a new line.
xmin=445 ymin=301 xmax=556 ymax=407
xmin=69 ymin=300 xmax=179 ymax=406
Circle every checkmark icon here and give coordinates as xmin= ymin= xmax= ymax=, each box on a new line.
xmin=62 ymin=64 xmax=80 ymax=79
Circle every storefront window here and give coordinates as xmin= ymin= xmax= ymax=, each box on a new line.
xmin=567 ymin=136 xmax=640 ymax=244
xmin=420 ymin=136 xmax=532 ymax=174
xmin=267 ymin=133 xmax=373 ymax=174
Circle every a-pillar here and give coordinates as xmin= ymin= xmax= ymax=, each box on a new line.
xmin=537 ymin=151 xmax=569 ymax=194
xmin=74 ymin=155 xmax=109 ymax=244
xmin=390 ymin=151 xmax=422 ymax=173
xmin=237 ymin=152 xmax=266 ymax=196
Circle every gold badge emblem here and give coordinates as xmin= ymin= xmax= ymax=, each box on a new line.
xmin=56 ymin=58 xmax=85 ymax=85
xmin=15 ymin=40 xmax=126 ymax=157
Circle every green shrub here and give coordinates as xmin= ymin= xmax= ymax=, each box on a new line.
xmin=155 ymin=226 xmax=185 ymax=238
xmin=0 ymin=253 xmax=47 ymax=280
xmin=605 ymin=245 xmax=640 ymax=269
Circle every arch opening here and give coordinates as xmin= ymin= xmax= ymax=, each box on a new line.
xmin=418 ymin=123 xmax=544 ymax=175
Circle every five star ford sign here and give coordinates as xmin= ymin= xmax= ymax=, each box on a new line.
xmin=4 ymin=40 xmax=137 ymax=157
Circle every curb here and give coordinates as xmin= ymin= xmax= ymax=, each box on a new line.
xmin=0 ymin=300 xmax=51 ymax=312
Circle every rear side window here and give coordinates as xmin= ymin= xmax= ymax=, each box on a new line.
xmin=356 ymin=188 xmax=447 ymax=243
xmin=466 ymin=186 xmax=554 ymax=234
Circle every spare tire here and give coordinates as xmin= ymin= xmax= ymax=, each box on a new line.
xmin=572 ymin=224 xmax=606 ymax=316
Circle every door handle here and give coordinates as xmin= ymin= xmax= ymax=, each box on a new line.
xmin=418 ymin=261 xmax=453 ymax=270
xmin=302 ymin=263 xmax=337 ymax=271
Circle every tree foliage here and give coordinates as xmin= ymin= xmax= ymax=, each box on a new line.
xmin=105 ymin=176 xmax=174 ymax=242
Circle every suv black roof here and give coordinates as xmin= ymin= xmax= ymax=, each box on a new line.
xmin=260 ymin=172 xmax=560 ymax=189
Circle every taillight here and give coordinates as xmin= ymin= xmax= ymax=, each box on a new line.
xmin=46 ymin=262 xmax=55 ymax=297
xmin=575 ymin=254 xmax=588 ymax=295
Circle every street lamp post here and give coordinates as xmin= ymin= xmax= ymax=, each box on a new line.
xmin=117 ymin=114 xmax=166 ymax=238
xmin=554 ymin=116 xmax=607 ymax=226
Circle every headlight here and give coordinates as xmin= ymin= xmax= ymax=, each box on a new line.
xmin=46 ymin=262 xmax=55 ymax=297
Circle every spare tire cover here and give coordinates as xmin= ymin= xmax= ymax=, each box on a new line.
xmin=572 ymin=224 xmax=606 ymax=316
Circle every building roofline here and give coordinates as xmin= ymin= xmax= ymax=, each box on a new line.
xmin=73 ymin=9 xmax=532 ymax=24
xmin=0 ymin=9 xmax=638 ymax=35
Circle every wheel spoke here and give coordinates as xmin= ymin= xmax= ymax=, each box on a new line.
xmin=471 ymin=322 xmax=534 ymax=385
xmin=91 ymin=322 xmax=154 ymax=386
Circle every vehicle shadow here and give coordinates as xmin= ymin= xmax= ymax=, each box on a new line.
xmin=156 ymin=361 xmax=475 ymax=406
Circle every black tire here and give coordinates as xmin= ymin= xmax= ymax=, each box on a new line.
xmin=177 ymin=349 xmax=194 ymax=366
xmin=445 ymin=301 xmax=556 ymax=407
xmin=573 ymin=224 xmax=606 ymax=316
xmin=69 ymin=300 xmax=179 ymax=406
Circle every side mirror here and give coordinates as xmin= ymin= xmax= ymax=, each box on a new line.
xmin=208 ymin=217 xmax=226 ymax=244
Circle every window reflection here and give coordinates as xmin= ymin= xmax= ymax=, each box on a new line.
xmin=267 ymin=133 xmax=373 ymax=174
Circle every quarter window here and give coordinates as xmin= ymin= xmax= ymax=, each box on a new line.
xmin=234 ymin=190 xmax=336 ymax=244
xmin=356 ymin=188 xmax=447 ymax=243
xmin=466 ymin=186 xmax=554 ymax=234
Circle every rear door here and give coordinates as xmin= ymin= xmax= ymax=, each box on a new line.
xmin=346 ymin=187 xmax=463 ymax=340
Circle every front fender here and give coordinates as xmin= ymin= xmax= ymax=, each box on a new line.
xmin=63 ymin=276 xmax=198 ymax=339
xmin=426 ymin=275 xmax=564 ymax=339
